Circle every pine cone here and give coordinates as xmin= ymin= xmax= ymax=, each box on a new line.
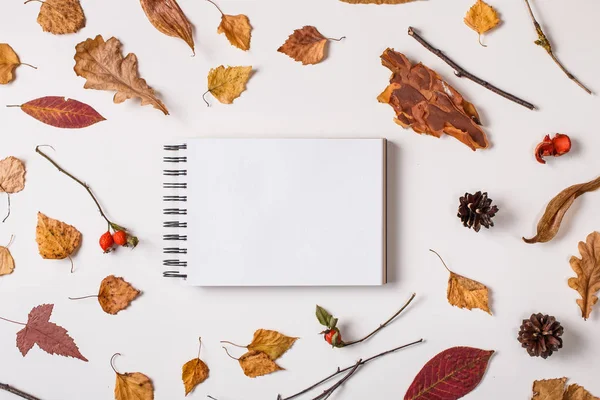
xmin=457 ymin=191 xmax=498 ymax=232
xmin=518 ymin=313 xmax=564 ymax=359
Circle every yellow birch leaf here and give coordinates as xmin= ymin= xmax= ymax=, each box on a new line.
xmin=0 ymin=44 xmax=22 ymax=84
xmin=35 ymin=212 xmax=81 ymax=260
xmin=115 ymin=372 xmax=154 ymax=400
xmin=30 ymin=0 xmax=85 ymax=35
xmin=247 ymin=329 xmax=298 ymax=360
xmin=218 ymin=14 xmax=252 ymax=51
xmin=0 ymin=244 xmax=15 ymax=276
xmin=182 ymin=358 xmax=209 ymax=395
xmin=238 ymin=351 xmax=283 ymax=378
xmin=98 ymin=275 xmax=141 ymax=315
xmin=206 ymin=65 xmax=252 ymax=105
xmin=464 ymin=0 xmax=500 ymax=46
xmin=568 ymin=232 xmax=600 ymax=320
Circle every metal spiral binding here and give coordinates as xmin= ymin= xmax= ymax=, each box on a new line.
xmin=163 ymin=144 xmax=188 ymax=279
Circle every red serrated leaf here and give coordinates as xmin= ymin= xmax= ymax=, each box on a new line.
xmin=404 ymin=346 xmax=493 ymax=400
xmin=16 ymin=304 xmax=88 ymax=362
xmin=15 ymin=96 xmax=105 ymax=128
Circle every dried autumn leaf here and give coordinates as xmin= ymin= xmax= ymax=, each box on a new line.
xmin=568 ymin=232 xmax=600 ymax=320
xmin=340 ymin=0 xmax=415 ymax=3
xmin=218 ymin=14 xmax=251 ymax=51
xmin=74 ymin=35 xmax=169 ymax=115
xmin=378 ymin=49 xmax=488 ymax=151
xmin=404 ymin=347 xmax=494 ymax=400
xmin=524 ymin=176 xmax=600 ymax=244
xmin=16 ymin=304 xmax=88 ymax=361
xmin=532 ymin=378 xmax=599 ymax=400
xmin=0 ymin=156 xmax=25 ymax=194
xmin=9 ymin=97 xmax=105 ymax=129
xmin=238 ymin=351 xmax=283 ymax=378
xmin=247 ymin=329 xmax=298 ymax=360
xmin=182 ymin=358 xmax=209 ymax=395
xmin=278 ymin=26 xmax=341 ymax=65
xmin=27 ymin=0 xmax=85 ymax=35
xmin=35 ymin=212 xmax=81 ymax=260
xmin=98 ymin=275 xmax=141 ymax=315
xmin=0 ymin=44 xmax=35 ymax=84
xmin=115 ymin=372 xmax=154 ymax=400
xmin=140 ymin=0 xmax=194 ymax=52
xmin=205 ymin=65 xmax=252 ymax=105
xmin=0 ymin=237 xmax=15 ymax=276
xmin=464 ymin=0 xmax=500 ymax=47
xmin=431 ymin=250 xmax=491 ymax=315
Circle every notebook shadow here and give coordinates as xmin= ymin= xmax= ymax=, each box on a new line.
xmin=385 ymin=140 xmax=402 ymax=284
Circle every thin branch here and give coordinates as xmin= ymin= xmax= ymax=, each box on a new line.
xmin=0 ymin=382 xmax=42 ymax=400
xmin=343 ymin=292 xmax=416 ymax=346
xmin=277 ymin=338 xmax=423 ymax=400
xmin=313 ymin=360 xmax=361 ymax=400
xmin=407 ymin=27 xmax=536 ymax=110
xmin=207 ymin=396 xmax=218 ymax=400
xmin=523 ymin=0 xmax=592 ymax=94
xmin=35 ymin=146 xmax=112 ymax=226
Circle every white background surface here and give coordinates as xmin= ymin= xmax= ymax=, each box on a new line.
xmin=0 ymin=0 xmax=599 ymax=399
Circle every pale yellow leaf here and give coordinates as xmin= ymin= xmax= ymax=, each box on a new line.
xmin=0 ymin=156 xmax=25 ymax=193
xmin=238 ymin=351 xmax=283 ymax=378
xmin=206 ymin=65 xmax=252 ymax=104
xmin=0 ymin=246 xmax=15 ymax=276
xmin=247 ymin=329 xmax=298 ymax=360
xmin=35 ymin=212 xmax=81 ymax=260
xmin=34 ymin=0 xmax=85 ymax=35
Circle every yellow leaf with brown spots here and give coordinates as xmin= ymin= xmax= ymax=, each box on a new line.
xmin=0 ymin=156 xmax=25 ymax=194
xmin=218 ymin=14 xmax=252 ymax=51
xmin=98 ymin=275 xmax=141 ymax=315
xmin=35 ymin=212 xmax=81 ymax=260
xmin=238 ymin=351 xmax=283 ymax=378
xmin=115 ymin=372 xmax=154 ymax=400
xmin=247 ymin=329 xmax=298 ymax=361
xmin=206 ymin=65 xmax=252 ymax=105
xmin=29 ymin=0 xmax=86 ymax=35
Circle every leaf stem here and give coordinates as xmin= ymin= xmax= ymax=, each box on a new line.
xmin=5 ymin=235 xmax=14 ymax=248
xmin=342 ymin=292 xmax=416 ymax=346
xmin=110 ymin=353 xmax=121 ymax=374
xmin=23 ymin=0 xmax=44 ymax=5
xmin=206 ymin=0 xmax=224 ymax=16
xmin=0 ymin=183 xmax=10 ymax=223
xmin=0 ymin=316 xmax=26 ymax=326
xmin=219 ymin=340 xmax=246 ymax=348
xmin=522 ymin=0 xmax=592 ymax=94
xmin=5 ymin=105 xmax=21 ymax=108
xmin=197 ymin=337 xmax=202 ymax=359
xmin=68 ymin=295 xmax=99 ymax=301
xmin=222 ymin=346 xmax=239 ymax=360
xmin=19 ymin=63 xmax=37 ymax=69
xmin=326 ymin=36 xmax=346 ymax=42
xmin=429 ymin=249 xmax=451 ymax=273
xmin=277 ymin=339 xmax=423 ymax=400
xmin=35 ymin=146 xmax=113 ymax=227
xmin=407 ymin=27 xmax=536 ymax=110
xmin=0 ymin=382 xmax=42 ymax=400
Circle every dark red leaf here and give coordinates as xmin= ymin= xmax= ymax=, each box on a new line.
xmin=404 ymin=346 xmax=493 ymax=400
xmin=16 ymin=304 xmax=88 ymax=362
xmin=17 ymin=96 xmax=105 ymax=128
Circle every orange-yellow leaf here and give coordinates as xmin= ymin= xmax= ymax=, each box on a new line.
xmin=568 ymin=232 xmax=600 ymax=320
xmin=247 ymin=329 xmax=298 ymax=361
xmin=31 ymin=0 xmax=86 ymax=35
xmin=464 ymin=0 xmax=500 ymax=46
xmin=0 ymin=245 xmax=15 ymax=276
xmin=278 ymin=26 xmax=330 ymax=65
xmin=182 ymin=358 xmax=209 ymax=395
xmin=218 ymin=14 xmax=252 ymax=51
xmin=0 ymin=44 xmax=21 ymax=84
xmin=35 ymin=212 xmax=81 ymax=260
xmin=140 ymin=0 xmax=194 ymax=52
xmin=98 ymin=275 xmax=141 ymax=315
xmin=238 ymin=351 xmax=283 ymax=378
xmin=532 ymin=378 xmax=599 ymax=400
xmin=115 ymin=372 xmax=154 ymax=400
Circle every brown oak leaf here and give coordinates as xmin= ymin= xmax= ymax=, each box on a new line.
xmin=464 ymin=0 xmax=500 ymax=47
xmin=0 ymin=237 xmax=15 ymax=276
xmin=431 ymin=250 xmax=491 ymax=314
xmin=378 ymin=49 xmax=488 ymax=151
xmin=140 ymin=0 xmax=194 ymax=53
xmin=98 ymin=275 xmax=141 ymax=315
xmin=238 ymin=351 xmax=283 ymax=378
xmin=74 ymin=35 xmax=169 ymax=115
xmin=278 ymin=26 xmax=342 ymax=65
xmin=0 ymin=156 xmax=26 ymax=194
xmin=27 ymin=0 xmax=85 ymax=35
xmin=35 ymin=212 xmax=81 ymax=261
xmin=115 ymin=372 xmax=154 ymax=400
xmin=16 ymin=304 xmax=88 ymax=361
xmin=532 ymin=378 xmax=599 ymax=400
xmin=181 ymin=339 xmax=209 ymax=396
xmin=568 ymin=232 xmax=600 ymax=320
xmin=247 ymin=329 xmax=298 ymax=361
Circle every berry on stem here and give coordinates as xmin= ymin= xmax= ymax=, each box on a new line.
xmin=113 ymin=230 xmax=127 ymax=246
xmin=99 ymin=231 xmax=114 ymax=253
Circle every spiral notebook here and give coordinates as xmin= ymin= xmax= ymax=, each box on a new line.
xmin=163 ymin=138 xmax=387 ymax=286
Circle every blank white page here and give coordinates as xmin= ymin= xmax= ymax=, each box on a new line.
xmin=186 ymin=138 xmax=386 ymax=286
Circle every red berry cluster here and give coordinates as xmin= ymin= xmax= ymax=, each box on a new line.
xmin=99 ymin=230 xmax=129 ymax=253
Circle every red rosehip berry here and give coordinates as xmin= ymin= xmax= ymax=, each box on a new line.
xmin=113 ymin=230 xmax=127 ymax=246
xmin=99 ymin=231 xmax=114 ymax=253
xmin=324 ymin=328 xmax=342 ymax=347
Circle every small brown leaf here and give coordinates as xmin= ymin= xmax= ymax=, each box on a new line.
xmin=29 ymin=0 xmax=86 ymax=35
xmin=74 ymin=35 xmax=169 ymax=115
xmin=0 ymin=241 xmax=15 ymax=276
xmin=115 ymin=372 xmax=154 ymax=400
xmin=206 ymin=65 xmax=252 ymax=105
xmin=35 ymin=212 xmax=81 ymax=260
xmin=98 ymin=275 xmax=141 ymax=315
xmin=0 ymin=44 xmax=22 ymax=84
xmin=247 ymin=329 xmax=298 ymax=360
xmin=0 ymin=156 xmax=26 ymax=194
xmin=140 ymin=0 xmax=194 ymax=52
xmin=238 ymin=351 xmax=283 ymax=378
xmin=278 ymin=26 xmax=338 ymax=65
xmin=568 ymin=232 xmax=600 ymax=320
xmin=182 ymin=358 xmax=209 ymax=395
xmin=431 ymin=250 xmax=491 ymax=314
xmin=524 ymin=176 xmax=600 ymax=244
xmin=464 ymin=0 xmax=500 ymax=46
xmin=218 ymin=14 xmax=252 ymax=51
xmin=532 ymin=378 xmax=599 ymax=400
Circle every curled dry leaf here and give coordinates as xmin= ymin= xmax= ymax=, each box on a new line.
xmin=0 ymin=44 xmax=35 ymax=84
xmin=15 ymin=304 xmax=88 ymax=361
xmin=27 ymin=0 xmax=85 ymax=35
xmin=523 ymin=176 xmax=600 ymax=244
xmin=0 ymin=237 xmax=15 ymax=276
xmin=0 ymin=157 xmax=26 ymax=194
xmin=9 ymin=97 xmax=105 ymax=129
xmin=568 ymin=232 xmax=600 ymax=320
xmin=35 ymin=212 xmax=81 ymax=261
xmin=182 ymin=338 xmax=209 ymax=396
xmin=74 ymin=35 xmax=169 ymax=115
xmin=238 ymin=350 xmax=283 ymax=378
xmin=378 ymin=49 xmax=488 ymax=151
xmin=340 ymin=0 xmax=415 ymax=3
xmin=464 ymin=0 xmax=500 ymax=47
xmin=140 ymin=0 xmax=194 ymax=53
xmin=98 ymin=275 xmax=141 ymax=315
xmin=431 ymin=250 xmax=491 ymax=315
xmin=247 ymin=329 xmax=298 ymax=360
xmin=532 ymin=378 xmax=599 ymax=400
xmin=278 ymin=26 xmax=342 ymax=65
xmin=404 ymin=347 xmax=494 ymax=400
xmin=205 ymin=65 xmax=252 ymax=105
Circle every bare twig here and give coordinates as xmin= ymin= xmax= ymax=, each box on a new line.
xmin=407 ymin=27 xmax=536 ymax=110
xmin=277 ymin=338 xmax=423 ymax=400
xmin=523 ymin=0 xmax=592 ymax=94
xmin=314 ymin=359 xmax=361 ymax=400
xmin=0 ymin=382 xmax=42 ymax=400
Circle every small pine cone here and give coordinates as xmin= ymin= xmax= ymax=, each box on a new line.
xmin=457 ymin=191 xmax=499 ymax=232
xmin=518 ymin=313 xmax=564 ymax=359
